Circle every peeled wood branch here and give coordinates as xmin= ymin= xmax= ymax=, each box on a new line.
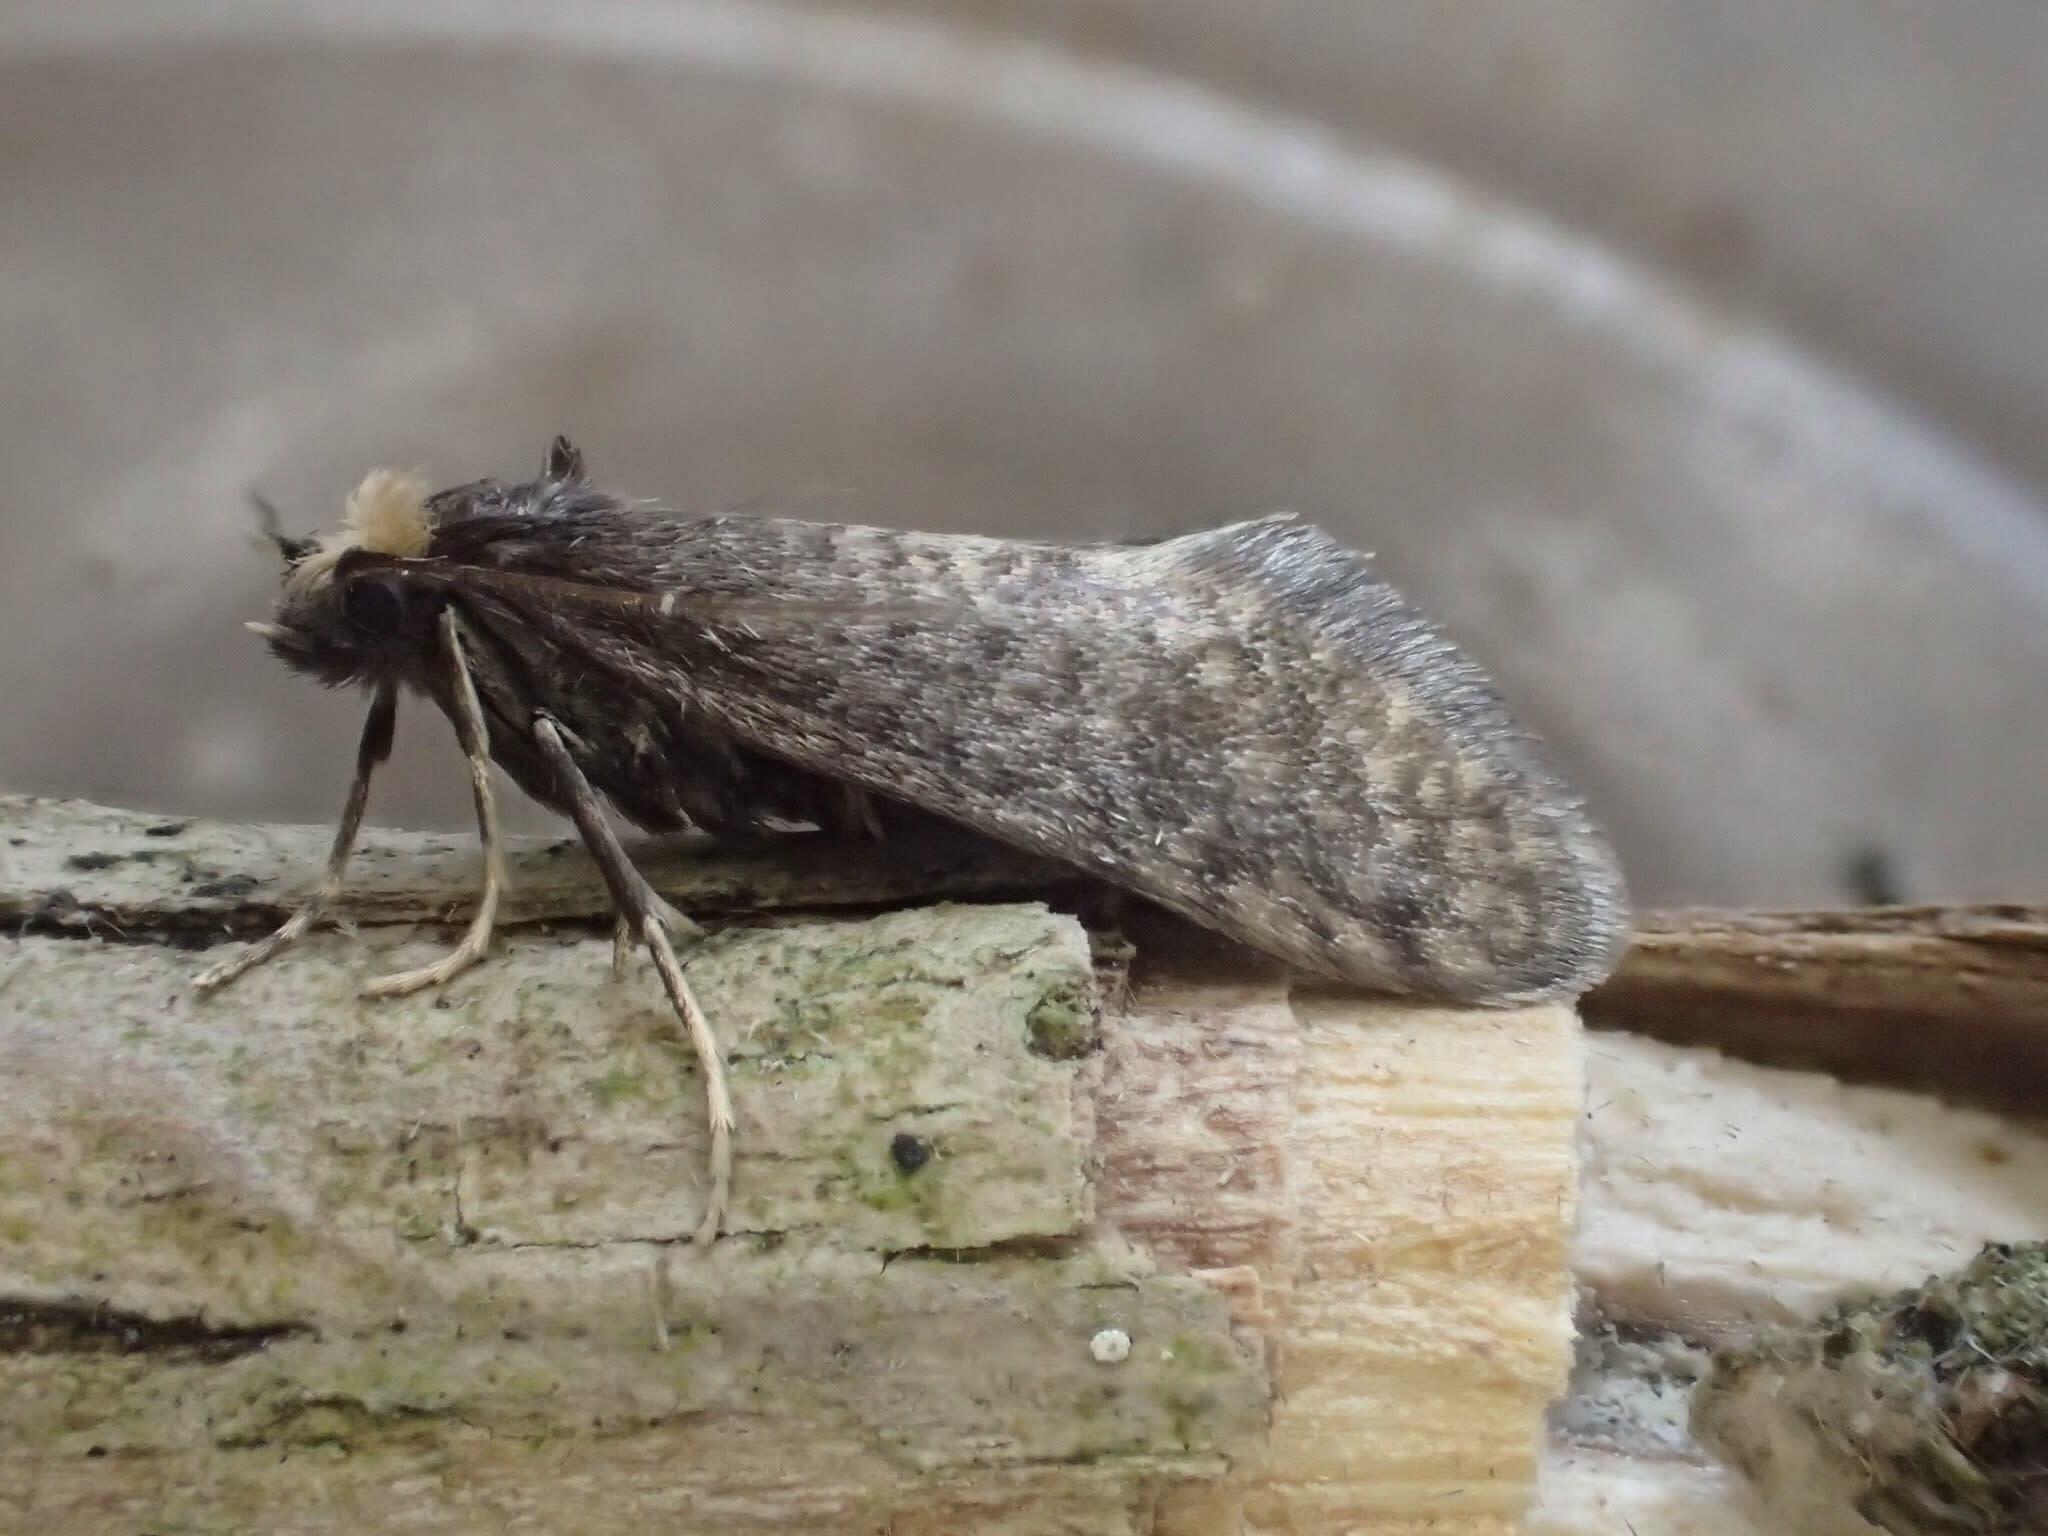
xmin=1587 ymin=906 xmax=2048 ymax=1115
xmin=0 ymin=795 xmax=1585 ymax=1535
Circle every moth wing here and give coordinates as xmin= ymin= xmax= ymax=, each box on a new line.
xmin=655 ymin=513 xmax=1627 ymax=1003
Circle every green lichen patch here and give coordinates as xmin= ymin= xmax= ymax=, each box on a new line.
xmin=1025 ymin=978 xmax=1098 ymax=1060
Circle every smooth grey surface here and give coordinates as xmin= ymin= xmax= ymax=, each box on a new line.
xmin=4 ymin=1 xmax=2047 ymax=908
xmin=927 ymin=0 xmax=2048 ymax=498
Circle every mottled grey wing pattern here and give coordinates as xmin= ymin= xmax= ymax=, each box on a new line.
xmin=435 ymin=501 xmax=1628 ymax=1002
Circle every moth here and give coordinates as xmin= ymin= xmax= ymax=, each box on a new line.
xmin=197 ymin=437 xmax=1630 ymax=1240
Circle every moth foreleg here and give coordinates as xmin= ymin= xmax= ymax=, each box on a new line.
xmin=532 ymin=715 xmax=732 ymax=1244
xmin=366 ymin=610 xmax=504 ymax=998
xmin=192 ymin=681 xmax=398 ymax=993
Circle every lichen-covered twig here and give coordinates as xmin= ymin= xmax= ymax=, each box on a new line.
xmin=0 ymin=794 xmax=1586 ymax=1536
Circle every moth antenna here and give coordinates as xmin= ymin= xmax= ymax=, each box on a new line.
xmin=250 ymin=491 xmax=317 ymax=566
xmin=544 ymin=434 xmax=587 ymax=482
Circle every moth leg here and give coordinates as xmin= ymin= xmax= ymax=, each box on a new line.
xmin=366 ymin=610 xmax=505 ymax=998
xmin=533 ymin=715 xmax=732 ymax=1244
xmin=192 ymin=682 xmax=398 ymax=992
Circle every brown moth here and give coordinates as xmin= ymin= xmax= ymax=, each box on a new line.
xmin=197 ymin=437 xmax=1630 ymax=1240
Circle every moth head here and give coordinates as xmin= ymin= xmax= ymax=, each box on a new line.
xmin=249 ymin=469 xmax=443 ymax=687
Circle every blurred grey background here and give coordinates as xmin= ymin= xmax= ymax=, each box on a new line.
xmin=4 ymin=0 xmax=2047 ymax=908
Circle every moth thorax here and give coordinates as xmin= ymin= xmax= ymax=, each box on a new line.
xmin=343 ymin=469 xmax=434 ymax=557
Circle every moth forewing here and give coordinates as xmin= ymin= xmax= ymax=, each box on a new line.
xmin=595 ymin=511 xmax=1632 ymax=1003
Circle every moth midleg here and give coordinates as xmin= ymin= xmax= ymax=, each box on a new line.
xmin=365 ymin=610 xmax=504 ymax=998
xmin=191 ymin=681 xmax=398 ymax=992
xmin=532 ymin=715 xmax=733 ymax=1244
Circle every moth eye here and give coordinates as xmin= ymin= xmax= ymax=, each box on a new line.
xmin=342 ymin=573 xmax=407 ymax=640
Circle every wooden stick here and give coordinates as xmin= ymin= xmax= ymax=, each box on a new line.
xmin=0 ymin=795 xmax=1584 ymax=1536
xmin=1587 ymin=905 xmax=2048 ymax=1115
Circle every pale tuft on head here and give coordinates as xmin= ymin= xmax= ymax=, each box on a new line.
xmin=343 ymin=469 xmax=434 ymax=558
